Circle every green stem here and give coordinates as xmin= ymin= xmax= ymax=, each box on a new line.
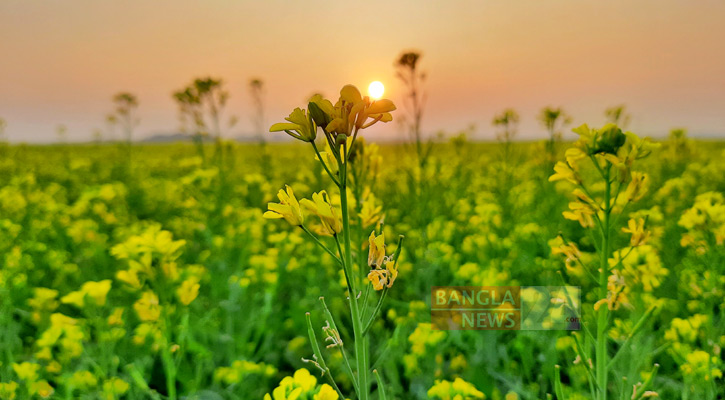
xmin=319 ymin=297 xmax=359 ymax=396
xmin=373 ymin=369 xmax=388 ymax=400
xmin=305 ymin=313 xmax=346 ymax=400
xmin=301 ymin=225 xmax=342 ymax=265
xmin=362 ymin=288 xmax=388 ymax=336
xmin=339 ymin=142 xmax=368 ymax=400
xmin=596 ymin=165 xmax=612 ymax=400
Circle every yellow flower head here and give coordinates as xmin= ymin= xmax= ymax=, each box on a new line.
xmin=562 ymin=200 xmax=596 ymax=228
xmin=82 ymin=280 xmax=112 ymax=306
xmin=625 ymin=172 xmax=649 ymax=202
xmin=549 ymin=161 xmax=580 ymax=185
xmin=549 ymin=236 xmax=582 ymax=270
xmin=69 ymin=371 xmax=98 ymax=390
xmin=177 ymin=278 xmax=200 ymax=306
xmin=367 ymin=231 xmax=386 ymax=268
xmin=103 ymin=378 xmax=130 ymax=399
xmin=427 ymin=377 xmax=485 ymax=399
xmin=367 ymin=259 xmax=398 ymax=291
xmin=12 ymin=362 xmax=40 ymax=381
xmin=265 ymin=368 xmax=319 ymax=400
xmin=264 ymin=185 xmax=304 ymax=226
xmin=326 ymin=85 xmax=396 ymax=136
xmin=270 ymin=107 xmax=317 ymax=142
xmin=313 ymin=384 xmax=339 ymax=400
xmin=60 ymin=290 xmax=86 ymax=308
xmin=134 ymin=291 xmax=161 ymax=322
xmin=300 ymin=191 xmax=343 ymax=235
xmin=29 ymin=380 xmax=53 ymax=399
xmin=107 ymin=307 xmax=124 ymax=326
xmin=367 ymin=269 xmax=386 ymax=291
xmin=622 ymin=218 xmax=650 ymax=247
xmin=0 ymin=382 xmax=18 ymax=400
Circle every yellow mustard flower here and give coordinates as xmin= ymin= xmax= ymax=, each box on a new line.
xmin=300 ymin=191 xmax=342 ymax=235
xmin=427 ymin=377 xmax=485 ymax=399
xmin=549 ymin=236 xmax=582 ymax=271
xmin=367 ymin=231 xmax=386 ymax=268
xmin=409 ymin=323 xmax=446 ymax=356
xmin=83 ymin=280 xmax=112 ymax=306
xmin=107 ymin=308 xmax=124 ymax=326
xmin=593 ymin=271 xmax=629 ymax=311
xmin=116 ymin=268 xmax=142 ymax=290
xmin=264 ymin=368 xmax=318 ymax=400
xmin=325 ymin=84 xmax=396 ymax=136
xmin=505 ymin=392 xmax=519 ymax=400
xmin=102 ymin=378 xmax=129 ymax=400
xmin=610 ymin=245 xmax=666 ymax=292
xmin=29 ymin=380 xmax=53 ymax=398
xmin=313 ymin=384 xmax=339 ymax=400
xmin=27 ymin=288 xmax=59 ymax=314
xmin=565 ymin=147 xmax=587 ymax=170
xmin=45 ymin=360 xmax=61 ymax=374
xmin=177 ymin=278 xmax=200 ymax=306
xmin=12 ymin=362 xmax=40 ymax=381
xmin=0 ymin=382 xmax=18 ymax=400
xmin=270 ymin=107 xmax=316 ymax=142
xmin=68 ymin=370 xmax=98 ymax=390
xmin=367 ymin=260 xmax=398 ymax=291
xmin=622 ymin=218 xmax=650 ymax=247
xmin=133 ymin=291 xmax=161 ymax=322
xmin=358 ymin=190 xmax=383 ymax=228
xmin=36 ymin=313 xmax=84 ymax=360
xmin=681 ymin=350 xmax=722 ymax=381
xmin=367 ymin=269 xmax=386 ymax=291
xmin=563 ymin=201 xmax=596 ymax=228
xmin=625 ymin=172 xmax=649 ymax=202
xmin=549 ymin=161 xmax=580 ymax=185
xmin=63 ymin=280 xmax=113 ymax=308
xmin=60 ymin=290 xmax=86 ymax=308
xmin=264 ymin=185 xmax=304 ymax=226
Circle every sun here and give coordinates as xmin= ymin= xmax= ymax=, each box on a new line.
xmin=368 ymin=81 xmax=385 ymax=99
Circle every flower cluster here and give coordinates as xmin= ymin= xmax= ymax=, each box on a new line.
xmin=266 ymin=84 xmax=402 ymax=400
xmin=427 ymin=378 xmax=485 ymax=400
xmin=264 ymin=368 xmax=338 ymax=400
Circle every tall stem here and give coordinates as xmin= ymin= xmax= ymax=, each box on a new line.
xmin=339 ymin=142 xmax=368 ymax=400
xmin=596 ymin=165 xmax=612 ymax=400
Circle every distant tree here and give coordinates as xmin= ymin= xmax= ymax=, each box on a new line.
xmin=92 ymin=128 xmax=103 ymax=145
xmin=605 ymin=104 xmax=631 ymax=128
xmin=0 ymin=118 xmax=6 ymax=143
xmin=493 ymin=108 xmax=520 ymax=143
xmin=667 ymin=128 xmax=692 ymax=161
xmin=56 ymin=124 xmax=67 ymax=143
xmin=395 ymin=50 xmax=430 ymax=167
xmin=173 ymin=77 xmax=236 ymax=163
xmin=249 ymin=78 xmax=265 ymax=141
xmin=539 ymin=106 xmax=571 ymax=162
xmin=493 ymin=108 xmax=520 ymax=163
xmin=108 ymin=92 xmax=139 ymax=145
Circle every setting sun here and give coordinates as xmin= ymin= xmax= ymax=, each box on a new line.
xmin=368 ymin=81 xmax=385 ymax=99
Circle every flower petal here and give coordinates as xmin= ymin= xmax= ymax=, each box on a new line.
xmin=366 ymin=99 xmax=396 ymax=114
xmin=340 ymin=84 xmax=362 ymax=104
xmin=270 ymin=123 xmax=299 ymax=132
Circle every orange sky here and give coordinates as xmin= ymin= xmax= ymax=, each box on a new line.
xmin=1 ymin=0 xmax=724 ymax=143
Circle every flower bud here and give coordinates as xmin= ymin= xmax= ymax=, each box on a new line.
xmin=308 ymin=101 xmax=332 ymax=130
xmin=593 ymin=124 xmax=626 ymax=155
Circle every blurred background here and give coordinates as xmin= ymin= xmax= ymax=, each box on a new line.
xmin=1 ymin=0 xmax=724 ymax=143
